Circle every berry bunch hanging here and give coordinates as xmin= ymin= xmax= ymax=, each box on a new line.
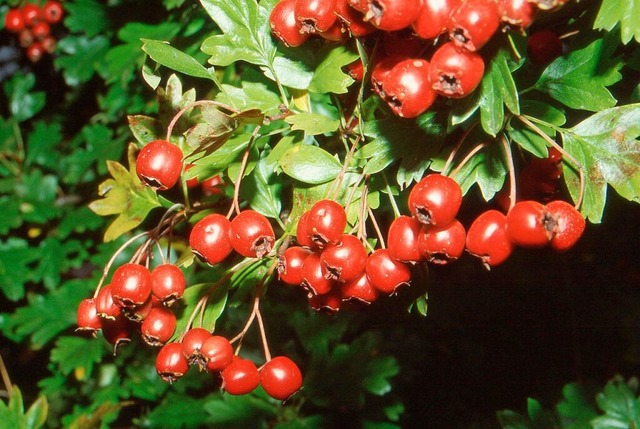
xmin=3 ymin=0 xmax=64 ymax=63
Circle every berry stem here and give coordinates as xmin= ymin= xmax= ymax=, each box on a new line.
xmin=442 ymin=122 xmax=478 ymax=176
xmin=516 ymin=114 xmax=585 ymax=209
xmin=367 ymin=205 xmax=386 ymax=249
xmin=0 ymin=352 xmax=13 ymax=398
xmin=500 ymin=134 xmax=518 ymax=212
xmin=382 ymin=173 xmax=401 ymax=219
xmin=165 ymin=100 xmax=241 ymax=142
xmin=448 ymin=142 xmax=489 ymax=179
xmin=327 ymin=135 xmax=361 ymax=201
xmin=93 ymin=231 xmax=149 ymax=298
xmin=226 ymin=126 xmax=261 ymax=219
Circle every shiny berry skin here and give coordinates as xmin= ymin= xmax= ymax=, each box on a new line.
xmin=260 ymin=356 xmax=303 ymax=401
xmin=335 ymin=0 xmax=377 ymax=37
xmin=317 ymin=20 xmax=348 ymax=43
xmin=201 ymin=175 xmax=226 ymax=196
xmin=408 ymin=174 xmax=463 ymax=227
xmin=201 ymin=336 xmax=234 ymax=372
xmin=341 ymin=271 xmax=379 ymax=304
xmin=528 ymin=0 xmax=567 ymax=10
xmin=412 ymin=0 xmax=458 ymax=40
xmin=22 ymin=4 xmax=43 ymax=26
xmin=4 ymin=9 xmax=25 ymax=33
xmin=449 ymin=0 xmax=500 ymax=51
xmin=295 ymin=0 xmax=338 ymax=34
xmin=189 ymin=213 xmax=233 ymax=265
xmin=221 ymin=357 xmax=261 ymax=395
xmin=295 ymin=211 xmax=317 ymax=249
xmin=465 ymin=210 xmax=513 ymax=269
xmin=26 ymin=42 xmax=45 ymax=63
xmin=381 ymin=31 xmax=426 ymax=59
xmin=546 ymin=200 xmax=585 ymax=252
xmin=345 ymin=59 xmax=365 ymax=82
xmin=387 ymin=215 xmax=423 ymax=263
xmin=31 ymin=21 xmax=50 ymax=40
xmin=96 ymin=284 xmax=122 ymax=320
xmin=229 ymin=210 xmax=275 ymax=258
xmin=371 ymin=55 xmax=404 ymax=98
xmin=527 ymin=29 xmax=563 ymax=65
xmin=364 ymin=0 xmax=423 ymax=32
xmin=348 ymin=0 xmax=369 ymax=12
xmin=111 ymin=263 xmax=153 ymax=308
xmin=365 ymin=248 xmax=411 ymax=295
xmin=136 ymin=140 xmax=184 ymax=190
xmin=278 ymin=246 xmax=313 ymax=286
xmin=309 ymin=289 xmax=342 ymax=313
xmin=418 ymin=219 xmax=466 ymax=264
xmin=151 ymin=264 xmax=186 ymax=306
xmin=43 ymin=1 xmax=64 ymax=24
xmin=383 ymin=58 xmax=437 ymax=118
xmin=429 ymin=42 xmax=485 ymax=99
xmin=76 ymin=298 xmax=103 ymax=333
xmin=270 ymin=0 xmax=309 ymax=47
xmin=141 ymin=307 xmax=177 ymax=346
xmin=156 ymin=342 xmax=190 ymax=383
xmin=498 ymin=0 xmax=537 ymax=30
xmin=182 ymin=327 xmax=212 ymax=367
xmin=320 ymin=234 xmax=368 ymax=283
xmin=505 ymin=200 xmax=553 ymax=248
xmin=307 ymin=200 xmax=347 ymax=247
xmin=301 ymin=252 xmax=336 ymax=295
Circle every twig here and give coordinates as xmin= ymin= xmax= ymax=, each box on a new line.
xmin=500 ymin=134 xmax=517 ymax=212
xmin=0 ymin=353 xmax=13 ymax=397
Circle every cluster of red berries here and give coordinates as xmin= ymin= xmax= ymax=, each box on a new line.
xmin=269 ymin=0 xmax=567 ymax=118
xmin=4 ymin=1 xmax=64 ymax=63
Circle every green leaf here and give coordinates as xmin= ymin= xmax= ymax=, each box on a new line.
xmin=0 ymin=239 xmax=40 ymax=301
xmin=89 ymin=159 xmax=161 ymax=241
xmin=23 ymin=395 xmax=48 ymax=429
xmin=128 ymin=115 xmax=163 ymax=145
xmin=534 ymin=37 xmax=623 ymax=112
xmin=556 ymin=383 xmax=598 ymax=428
xmin=240 ymin=150 xmax=282 ymax=219
xmin=142 ymin=39 xmax=217 ymax=81
xmin=14 ymin=170 xmax=60 ymax=224
xmin=561 ymin=104 xmax=640 ymax=223
xmin=307 ymin=44 xmax=358 ymax=94
xmin=25 ymin=121 xmax=63 ymax=170
xmin=32 ymin=238 xmax=87 ymax=290
xmin=63 ymin=123 xmax=124 ymax=184
xmin=285 ymin=112 xmax=340 ymax=135
xmin=55 ymin=35 xmax=110 ymax=86
xmin=184 ymin=132 xmax=252 ymax=181
xmin=279 ymin=144 xmax=343 ymax=185
xmin=594 ymin=0 xmax=640 ymax=44
xmin=174 ymin=283 xmax=229 ymax=338
xmin=203 ymin=391 xmax=276 ymax=425
xmin=3 ymin=73 xmax=46 ymax=122
xmin=592 ymin=379 xmax=640 ymax=428
xmin=508 ymin=101 xmax=566 ymax=158
xmin=497 ymin=409 xmax=532 ymax=429
xmin=362 ymin=356 xmax=400 ymax=396
xmin=141 ymin=392 xmax=216 ymax=429
xmin=215 ymin=71 xmax=283 ymax=115
xmin=64 ymin=0 xmax=110 ymax=37
xmin=50 ymin=336 xmax=106 ymax=379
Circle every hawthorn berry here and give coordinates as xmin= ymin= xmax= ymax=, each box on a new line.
xmin=110 ymin=263 xmax=153 ymax=308
xmin=429 ymin=42 xmax=485 ymax=99
xmin=301 ymin=252 xmax=337 ymax=295
xmin=31 ymin=21 xmax=51 ymax=41
xmin=190 ymin=213 xmax=234 ymax=265
xmin=141 ymin=307 xmax=177 ymax=346
xmin=365 ymin=248 xmax=412 ymax=295
xmin=449 ymin=0 xmax=500 ymax=51
xmin=295 ymin=0 xmax=338 ymax=34
xmin=76 ymin=298 xmax=103 ymax=333
xmin=43 ymin=1 xmax=64 ymax=24
xmin=408 ymin=174 xmax=463 ymax=227
xmin=417 ymin=219 xmax=466 ymax=265
xmin=22 ymin=4 xmax=43 ymax=26
xmin=412 ymin=0 xmax=458 ymax=40
xmin=364 ymin=0 xmax=423 ymax=32
xmin=26 ymin=42 xmax=45 ymax=63
xmin=387 ymin=215 xmax=423 ymax=263
xmin=151 ymin=264 xmax=186 ymax=306
xmin=335 ymin=0 xmax=377 ymax=37
xmin=278 ymin=246 xmax=313 ymax=286
xmin=182 ymin=327 xmax=212 ymax=367
xmin=221 ymin=357 xmax=261 ymax=395
xmin=505 ymin=200 xmax=553 ymax=248
xmin=136 ymin=140 xmax=184 ymax=190
xmin=307 ymin=199 xmax=347 ymax=247
xmin=498 ymin=0 xmax=537 ymax=30
xmin=201 ymin=336 xmax=235 ymax=372
xmin=229 ymin=210 xmax=275 ymax=258
xmin=341 ymin=271 xmax=380 ymax=305
xmin=546 ymin=200 xmax=585 ymax=252
xmin=102 ymin=316 xmax=134 ymax=352
xmin=260 ymin=356 xmax=303 ymax=401
xmin=382 ymin=58 xmax=437 ymax=118
xmin=269 ymin=0 xmax=309 ymax=47
xmin=156 ymin=342 xmax=190 ymax=383
xmin=527 ymin=29 xmax=563 ymax=65
xmin=4 ymin=9 xmax=25 ymax=33
xmin=121 ymin=296 xmax=154 ymax=322
xmin=96 ymin=284 xmax=122 ymax=320
xmin=320 ymin=234 xmax=368 ymax=283
xmin=308 ymin=289 xmax=342 ymax=313
xmin=465 ymin=210 xmax=513 ymax=269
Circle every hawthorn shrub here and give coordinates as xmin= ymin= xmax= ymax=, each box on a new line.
xmin=1 ymin=0 xmax=640 ymax=428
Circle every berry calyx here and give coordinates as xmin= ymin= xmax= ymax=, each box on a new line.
xmin=382 ymin=58 xmax=437 ymax=118
xmin=136 ymin=140 xmax=184 ymax=190
xmin=156 ymin=342 xmax=190 ymax=383
xmin=294 ymin=0 xmax=338 ymax=34
xmin=408 ymin=174 xmax=463 ymax=227
xmin=418 ymin=219 xmax=466 ymax=265
xmin=43 ymin=1 xmax=64 ymax=24
xmin=76 ymin=298 xmax=103 ymax=333
xmin=449 ymin=0 xmax=500 ymax=51
xmin=151 ymin=264 xmax=186 ymax=306
xmin=307 ymin=200 xmax=347 ymax=247
xmin=141 ymin=307 xmax=177 ymax=346
xmin=229 ymin=210 xmax=275 ymax=258
xmin=320 ymin=234 xmax=368 ymax=283
xmin=429 ymin=42 xmax=485 ymax=99
xmin=182 ymin=327 xmax=212 ymax=368
xmin=260 ymin=356 xmax=303 ymax=401
xmin=110 ymin=263 xmax=153 ymax=308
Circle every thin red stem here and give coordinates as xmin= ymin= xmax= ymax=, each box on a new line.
xmin=448 ymin=142 xmax=489 ymax=179
xmin=500 ymin=135 xmax=517 ymax=212
xmin=442 ymin=122 xmax=479 ymax=176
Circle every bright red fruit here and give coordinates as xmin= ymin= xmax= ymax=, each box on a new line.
xmin=190 ymin=213 xmax=234 ymax=265
xmin=465 ymin=210 xmax=513 ymax=269
xmin=136 ymin=140 xmax=184 ymax=190
xmin=31 ymin=21 xmax=50 ymax=40
xmin=408 ymin=174 xmax=463 ymax=227
xmin=320 ymin=234 xmax=368 ymax=283
xmin=260 ymin=356 xmax=303 ymax=401
xmin=364 ymin=0 xmax=423 ymax=32
xmin=110 ymin=263 xmax=152 ymax=308
xmin=156 ymin=342 xmax=190 ymax=383
xmin=22 ymin=4 xmax=43 ymax=26
xmin=371 ymin=55 xmax=404 ymax=98
xmin=335 ymin=0 xmax=377 ymax=37
xmin=546 ymin=200 xmax=585 ymax=252
xmin=229 ymin=210 xmax=275 ymax=258
xmin=221 ymin=357 xmax=261 ymax=395
xmin=449 ymin=0 xmax=500 ymax=51
xmin=429 ymin=42 xmax=485 ymax=99
xmin=182 ymin=327 xmax=212 ymax=367
xmin=505 ymin=200 xmax=553 ymax=248
xmin=383 ymin=58 xmax=437 ymax=118
xmin=96 ymin=284 xmax=122 ymax=320
xmin=308 ymin=289 xmax=342 ymax=313
xmin=295 ymin=211 xmax=317 ymax=249
xmin=418 ymin=219 xmax=466 ymax=264
xmin=26 ymin=42 xmax=45 ymax=63
xmin=76 ymin=298 xmax=103 ymax=333
xmin=387 ymin=215 xmax=423 ymax=263
xmin=102 ymin=316 xmax=133 ymax=351
xmin=43 ymin=1 xmax=64 ymax=24
xmin=365 ymin=248 xmax=411 ymax=295
xmin=278 ymin=246 xmax=313 ymax=286
xmin=301 ymin=252 xmax=337 ymax=295
xmin=412 ymin=0 xmax=458 ymax=40
xmin=151 ymin=264 xmax=186 ymax=306
xmin=4 ymin=9 xmax=25 ymax=33
xmin=141 ymin=307 xmax=177 ymax=346
xmin=341 ymin=271 xmax=379 ymax=304
xmin=295 ymin=0 xmax=338 ymax=34
xmin=270 ymin=0 xmax=309 ymax=47
xmin=307 ymin=200 xmax=347 ymax=247
xmin=202 ymin=336 xmax=234 ymax=372
xmin=498 ymin=0 xmax=537 ymax=30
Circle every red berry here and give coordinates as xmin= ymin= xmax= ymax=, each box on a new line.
xmin=301 ymin=252 xmax=337 ymax=295
xmin=465 ymin=210 xmax=513 ymax=269
xmin=41 ymin=36 xmax=56 ymax=53
xmin=182 ymin=327 xmax=212 ymax=367
xmin=528 ymin=0 xmax=567 ymax=10
xmin=370 ymin=55 xmax=404 ymax=98
xmin=546 ymin=200 xmax=585 ymax=252
xmin=341 ymin=271 xmax=379 ymax=304
xmin=43 ymin=1 xmax=64 ymax=24
xmin=18 ymin=29 xmax=34 ymax=48
xmin=307 ymin=200 xmax=347 ymax=247
xmin=412 ymin=0 xmax=458 ymax=40
xmin=365 ymin=248 xmax=411 ymax=295
xmin=418 ymin=219 xmax=466 ymax=264
xmin=296 ymin=211 xmax=318 ymax=249
xmin=102 ymin=316 xmax=133 ymax=352
xmin=387 ymin=215 xmax=423 ymax=263
xmin=527 ymin=29 xmax=563 ymax=65
xmin=320 ymin=234 xmax=368 ymax=283
xmin=190 ymin=213 xmax=234 ymax=265
xmin=270 ymin=0 xmax=310 ymax=47
xmin=141 ymin=307 xmax=177 ymax=346
xmin=156 ymin=342 xmax=190 ymax=383
xmin=317 ymin=20 xmax=348 ymax=43
xmin=345 ymin=59 xmax=365 ymax=82
xmin=95 ymin=284 xmax=122 ymax=320
xmin=498 ymin=0 xmax=537 ymax=30
xmin=22 ymin=4 xmax=43 ymax=26
xmin=308 ymin=289 xmax=342 ymax=313
xmin=4 ymin=9 xmax=25 ymax=33
xmin=26 ymin=42 xmax=45 ymax=63
xmin=110 ymin=263 xmax=153 ymax=308
xmin=229 ymin=210 xmax=275 ymax=258
xmin=76 ymin=298 xmax=103 ymax=333
xmin=505 ymin=200 xmax=553 ymax=247
xmin=278 ymin=246 xmax=313 ymax=286
xmin=151 ymin=264 xmax=186 ymax=306
xmin=121 ymin=296 xmax=154 ymax=322
xmin=295 ymin=0 xmax=338 ymax=34
xmin=348 ymin=0 xmax=369 ymax=13
xmin=184 ymin=164 xmax=200 ymax=189
xmin=335 ymin=0 xmax=377 ymax=37
xmin=364 ymin=0 xmax=423 ymax=32
xmin=201 ymin=175 xmax=225 ymax=196
xmin=31 ymin=21 xmax=50 ymax=41
xmin=221 ymin=357 xmax=261 ymax=395
xmin=382 ymin=58 xmax=437 ymax=118
xmin=429 ymin=41 xmax=485 ymax=99
xmin=136 ymin=140 xmax=184 ymax=190
xmin=201 ymin=336 xmax=234 ymax=372
xmin=260 ymin=356 xmax=303 ymax=401
xmin=449 ymin=0 xmax=500 ymax=51
xmin=408 ymin=174 xmax=463 ymax=227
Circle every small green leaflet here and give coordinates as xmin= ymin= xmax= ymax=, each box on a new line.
xmin=55 ymin=35 xmax=110 ymax=86
xmin=88 ymin=159 xmax=161 ymax=242
xmin=63 ymin=0 xmax=110 ymax=37
xmin=591 ymin=379 xmax=640 ymax=428
xmin=556 ymin=383 xmax=598 ymax=427
xmin=507 ymin=100 xmax=566 ymax=158
xmin=4 ymin=73 xmax=46 ymax=123
xmin=127 ymin=115 xmax=163 ymax=145
xmin=50 ymin=336 xmax=106 ymax=379
xmin=0 ymin=238 xmax=40 ymax=301
xmin=240 ymin=150 xmax=282 ymax=220
xmin=279 ymin=144 xmax=343 ymax=185
xmin=141 ymin=39 xmax=218 ymax=82
xmin=307 ymin=43 xmax=359 ymax=94
xmin=173 ymin=283 xmax=229 ymax=338
xmin=534 ymin=37 xmax=622 ymax=112
xmin=594 ymin=0 xmax=640 ymax=44
xmin=0 ymin=387 xmax=48 ymax=429
xmin=561 ymin=103 xmax=640 ymax=223
xmin=285 ymin=112 xmax=340 ymax=135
